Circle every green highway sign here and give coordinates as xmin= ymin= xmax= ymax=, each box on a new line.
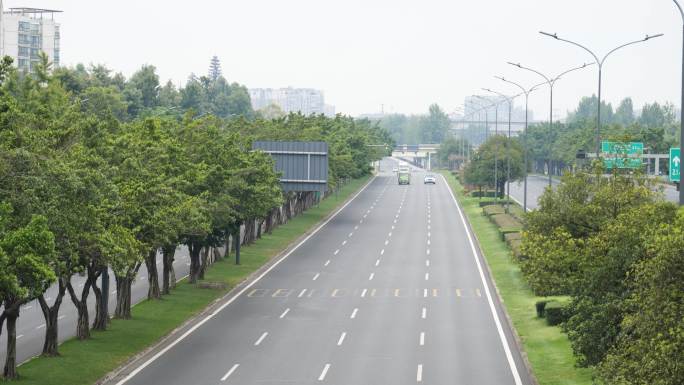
xmin=670 ymin=147 xmax=680 ymax=183
xmin=602 ymin=141 xmax=644 ymax=169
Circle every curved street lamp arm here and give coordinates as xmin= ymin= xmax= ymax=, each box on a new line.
xmin=539 ymin=31 xmax=601 ymax=66
xmin=674 ymin=0 xmax=684 ymax=21
xmin=507 ymin=62 xmax=552 ymax=84
xmin=550 ymin=62 xmax=594 ymax=86
xmin=601 ymin=35 xmax=664 ymax=66
xmin=495 ymin=76 xmax=528 ymax=95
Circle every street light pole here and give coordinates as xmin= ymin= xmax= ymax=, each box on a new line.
xmin=495 ymin=77 xmax=546 ymax=212
xmin=475 ymin=95 xmax=504 ymax=199
xmin=484 ymin=89 xmax=523 ymax=212
xmin=673 ymin=0 xmax=684 ymax=206
xmin=540 ymin=31 xmax=664 ymax=156
xmin=507 ymin=62 xmax=593 ymax=187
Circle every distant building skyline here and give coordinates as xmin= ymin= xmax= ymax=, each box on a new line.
xmin=249 ymin=87 xmax=336 ymax=117
xmin=0 ymin=3 xmax=61 ymax=72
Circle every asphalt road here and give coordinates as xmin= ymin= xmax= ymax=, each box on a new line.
xmin=509 ymin=174 xmax=679 ymax=211
xmin=112 ymin=158 xmax=532 ymax=385
xmin=0 ymin=247 xmax=194 ymax=365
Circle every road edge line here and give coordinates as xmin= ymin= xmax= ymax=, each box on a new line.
xmin=105 ymin=175 xmax=377 ymax=385
xmin=441 ymin=174 xmax=527 ymax=385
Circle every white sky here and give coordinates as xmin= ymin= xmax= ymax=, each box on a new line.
xmin=7 ymin=0 xmax=683 ymax=117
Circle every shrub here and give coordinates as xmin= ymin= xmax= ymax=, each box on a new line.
xmin=491 ymin=214 xmax=523 ymax=229
xmin=483 ymin=205 xmax=505 ymax=216
xmin=545 ymin=301 xmax=568 ymax=326
xmin=535 ymin=300 xmax=548 ymax=318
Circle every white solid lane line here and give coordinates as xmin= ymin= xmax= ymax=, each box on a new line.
xmin=254 ymin=332 xmax=268 ymax=346
xmin=421 ymin=307 xmax=427 ymax=319
xmin=420 ymin=332 xmax=425 ymax=346
xmin=417 ymin=364 xmax=423 ymax=382
xmin=312 ymin=273 xmax=320 ymax=281
xmin=337 ymin=332 xmax=347 ymax=346
xmin=369 ymin=273 xmax=375 ymax=280
xmin=220 ymin=364 xmax=239 ymax=381
xmin=279 ymin=308 xmax=290 ymax=319
xmin=350 ymin=308 xmax=358 ymax=319
xmin=318 ymin=364 xmax=331 ymax=381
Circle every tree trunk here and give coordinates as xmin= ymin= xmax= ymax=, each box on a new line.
xmin=199 ymin=246 xmax=209 ymax=280
xmin=188 ymin=242 xmax=203 ymax=284
xmin=256 ymin=219 xmax=263 ymax=239
xmin=145 ymin=248 xmax=161 ymax=300
xmin=223 ymin=236 xmax=231 ymax=259
xmin=66 ymin=276 xmax=93 ymax=340
xmin=37 ymin=278 xmax=66 ymax=356
xmin=3 ymin=306 xmax=19 ymax=380
xmin=114 ymin=275 xmax=133 ymax=319
xmin=162 ymin=245 xmax=176 ymax=295
xmin=92 ymin=266 xmax=108 ymax=331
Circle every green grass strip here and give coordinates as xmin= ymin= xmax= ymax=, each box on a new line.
xmin=10 ymin=176 xmax=372 ymax=385
xmin=439 ymin=171 xmax=593 ymax=385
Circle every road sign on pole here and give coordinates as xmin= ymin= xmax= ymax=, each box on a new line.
xmin=670 ymin=147 xmax=681 ymax=183
xmin=602 ymin=141 xmax=644 ymax=169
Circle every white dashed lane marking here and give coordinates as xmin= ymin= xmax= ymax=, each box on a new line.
xmin=254 ymin=332 xmax=268 ymax=346
xmin=220 ymin=364 xmax=239 ymax=381
xmin=318 ymin=364 xmax=331 ymax=381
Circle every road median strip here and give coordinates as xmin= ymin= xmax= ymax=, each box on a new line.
xmin=12 ymin=176 xmax=372 ymax=385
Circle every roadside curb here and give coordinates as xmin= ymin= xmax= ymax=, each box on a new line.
xmin=442 ymin=173 xmax=540 ymax=385
xmin=98 ymin=176 xmax=376 ymax=385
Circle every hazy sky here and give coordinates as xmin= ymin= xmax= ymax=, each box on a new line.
xmin=7 ymin=0 xmax=683 ymax=118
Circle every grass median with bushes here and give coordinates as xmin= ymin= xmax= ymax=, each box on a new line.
xmin=10 ymin=176 xmax=371 ymax=385
xmin=439 ymin=171 xmax=593 ymax=385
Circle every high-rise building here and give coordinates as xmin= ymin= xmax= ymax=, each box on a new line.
xmin=249 ymin=87 xmax=336 ymax=117
xmin=0 ymin=5 xmax=61 ymax=73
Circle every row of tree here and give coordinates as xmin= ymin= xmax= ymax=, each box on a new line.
xmin=521 ymin=168 xmax=683 ymax=384
xmin=518 ymin=96 xmax=679 ymax=175
xmin=377 ymin=104 xmax=451 ymax=145
xmin=0 ymin=55 xmax=390 ymax=379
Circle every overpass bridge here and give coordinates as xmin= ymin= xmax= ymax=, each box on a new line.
xmin=391 ymin=144 xmax=440 ymax=169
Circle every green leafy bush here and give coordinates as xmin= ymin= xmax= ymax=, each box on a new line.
xmin=545 ymin=301 xmax=568 ymax=326
xmin=535 ymin=300 xmax=548 ymax=318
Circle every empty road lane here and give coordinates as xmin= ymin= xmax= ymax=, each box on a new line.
xmin=111 ymin=159 xmax=533 ymax=385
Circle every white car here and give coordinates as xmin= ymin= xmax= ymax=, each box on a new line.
xmin=424 ymin=174 xmax=436 ymax=184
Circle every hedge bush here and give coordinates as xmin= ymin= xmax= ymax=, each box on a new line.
xmin=545 ymin=301 xmax=569 ymax=326
xmin=483 ymin=205 xmax=505 ymax=216
xmin=536 ymin=300 xmax=548 ymax=318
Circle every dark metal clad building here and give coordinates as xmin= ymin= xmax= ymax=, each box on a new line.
xmin=252 ymin=141 xmax=329 ymax=193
